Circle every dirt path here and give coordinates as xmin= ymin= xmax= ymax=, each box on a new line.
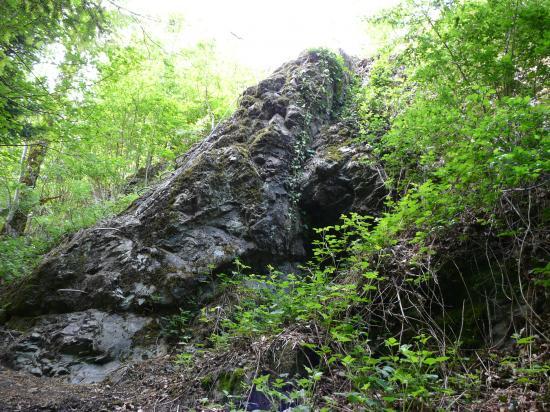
xmin=0 ymin=365 xmax=116 ymax=411
xmin=0 ymin=357 xmax=210 ymax=412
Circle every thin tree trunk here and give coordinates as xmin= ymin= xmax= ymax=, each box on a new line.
xmin=5 ymin=143 xmax=29 ymax=221
xmin=144 ymin=149 xmax=152 ymax=187
xmin=1 ymin=140 xmax=48 ymax=236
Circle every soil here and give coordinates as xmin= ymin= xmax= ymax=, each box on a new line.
xmin=0 ymin=357 xmax=191 ymax=412
xmin=1 ymin=354 xmax=548 ymax=412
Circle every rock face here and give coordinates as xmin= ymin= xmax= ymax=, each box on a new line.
xmin=0 ymin=310 xmax=159 ymax=383
xmin=0 ymin=51 xmax=386 ymax=382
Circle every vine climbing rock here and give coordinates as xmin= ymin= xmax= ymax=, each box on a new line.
xmin=0 ymin=50 xmax=386 ymax=382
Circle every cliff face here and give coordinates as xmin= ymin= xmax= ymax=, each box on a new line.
xmin=0 ymin=51 xmax=386 ymax=382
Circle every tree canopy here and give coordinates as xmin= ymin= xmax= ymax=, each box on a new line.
xmin=0 ymin=0 xmax=108 ymax=142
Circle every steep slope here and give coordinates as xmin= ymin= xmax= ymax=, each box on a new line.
xmin=0 ymin=50 xmax=385 ymax=383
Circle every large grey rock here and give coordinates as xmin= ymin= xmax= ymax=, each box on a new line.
xmin=1 ymin=310 xmax=163 ymax=383
xmin=0 ymin=51 xmax=385 ymax=381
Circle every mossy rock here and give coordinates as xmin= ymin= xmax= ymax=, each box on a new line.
xmin=201 ymin=367 xmax=247 ymax=397
xmin=217 ymin=367 xmax=246 ymax=394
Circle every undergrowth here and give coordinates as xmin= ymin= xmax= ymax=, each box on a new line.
xmin=173 ymin=221 xmax=548 ymax=410
xmin=0 ymin=191 xmax=138 ymax=282
xmin=169 ymin=1 xmax=549 ymax=409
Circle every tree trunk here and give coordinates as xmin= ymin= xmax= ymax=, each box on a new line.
xmin=1 ymin=140 xmax=48 ymax=236
xmin=144 ymin=149 xmax=152 ymax=187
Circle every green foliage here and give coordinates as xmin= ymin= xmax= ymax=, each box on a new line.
xmin=252 ymin=367 xmax=323 ymax=411
xmin=67 ymin=40 xmax=250 ymax=191
xmin=532 ymin=263 xmax=550 ymax=288
xmin=345 ymin=1 xmax=550 ymax=341
xmin=196 ymin=227 xmax=465 ymax=410
xmin=0 ymin=0 xmax=108 ymax=143
xmin=361 ymin=0 xmax=548 ymax=240
xmin=201 ymin=232 xmax=372 ymax=344
xmin=163 ymin=308 xmax=194 ymax=339
xmin=31 ymin=191 xmax=138 ymax=239
xmin=175 ymin=352 xmax=195 ymax=367
xmin=197 ymin=214 xmax=548 ymax=409
xmin=0 ymin=190 xmax=136 ymax=281
xmin=0 ymin=236 xmax=49 ymax=282
xmin=1 ymin=1 xmax=548 ymax=410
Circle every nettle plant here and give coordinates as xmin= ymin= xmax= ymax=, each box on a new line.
xmin=188 ymin=214 xmax=548 ymax=411
xmin=197 ymin=217 xmax=463 ymax=410
xmin=341 ymin=335 xmax=453 ymax=409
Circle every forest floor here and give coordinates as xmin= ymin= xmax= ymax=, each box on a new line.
xmin=0 ymin=348 xmax=247 ymax=412
xmin=0 ymin=358 xmax=190 ymax=412
xmin=0 ymin=356 xmax=547 ymax=412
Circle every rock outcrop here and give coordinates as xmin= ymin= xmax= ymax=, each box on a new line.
xmin=0 ymin=50 xmax=386 ymax=382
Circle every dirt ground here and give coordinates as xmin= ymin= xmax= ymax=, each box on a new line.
xmin=0 ymin=353 xmax=547 ymax=412
xmin=0 ymin=358 xmax=192 ymax=412
xmin=0 ymin=364 xmax=112 ymax=411
xmin=0 ymin=350 xmax=244 ymax=412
